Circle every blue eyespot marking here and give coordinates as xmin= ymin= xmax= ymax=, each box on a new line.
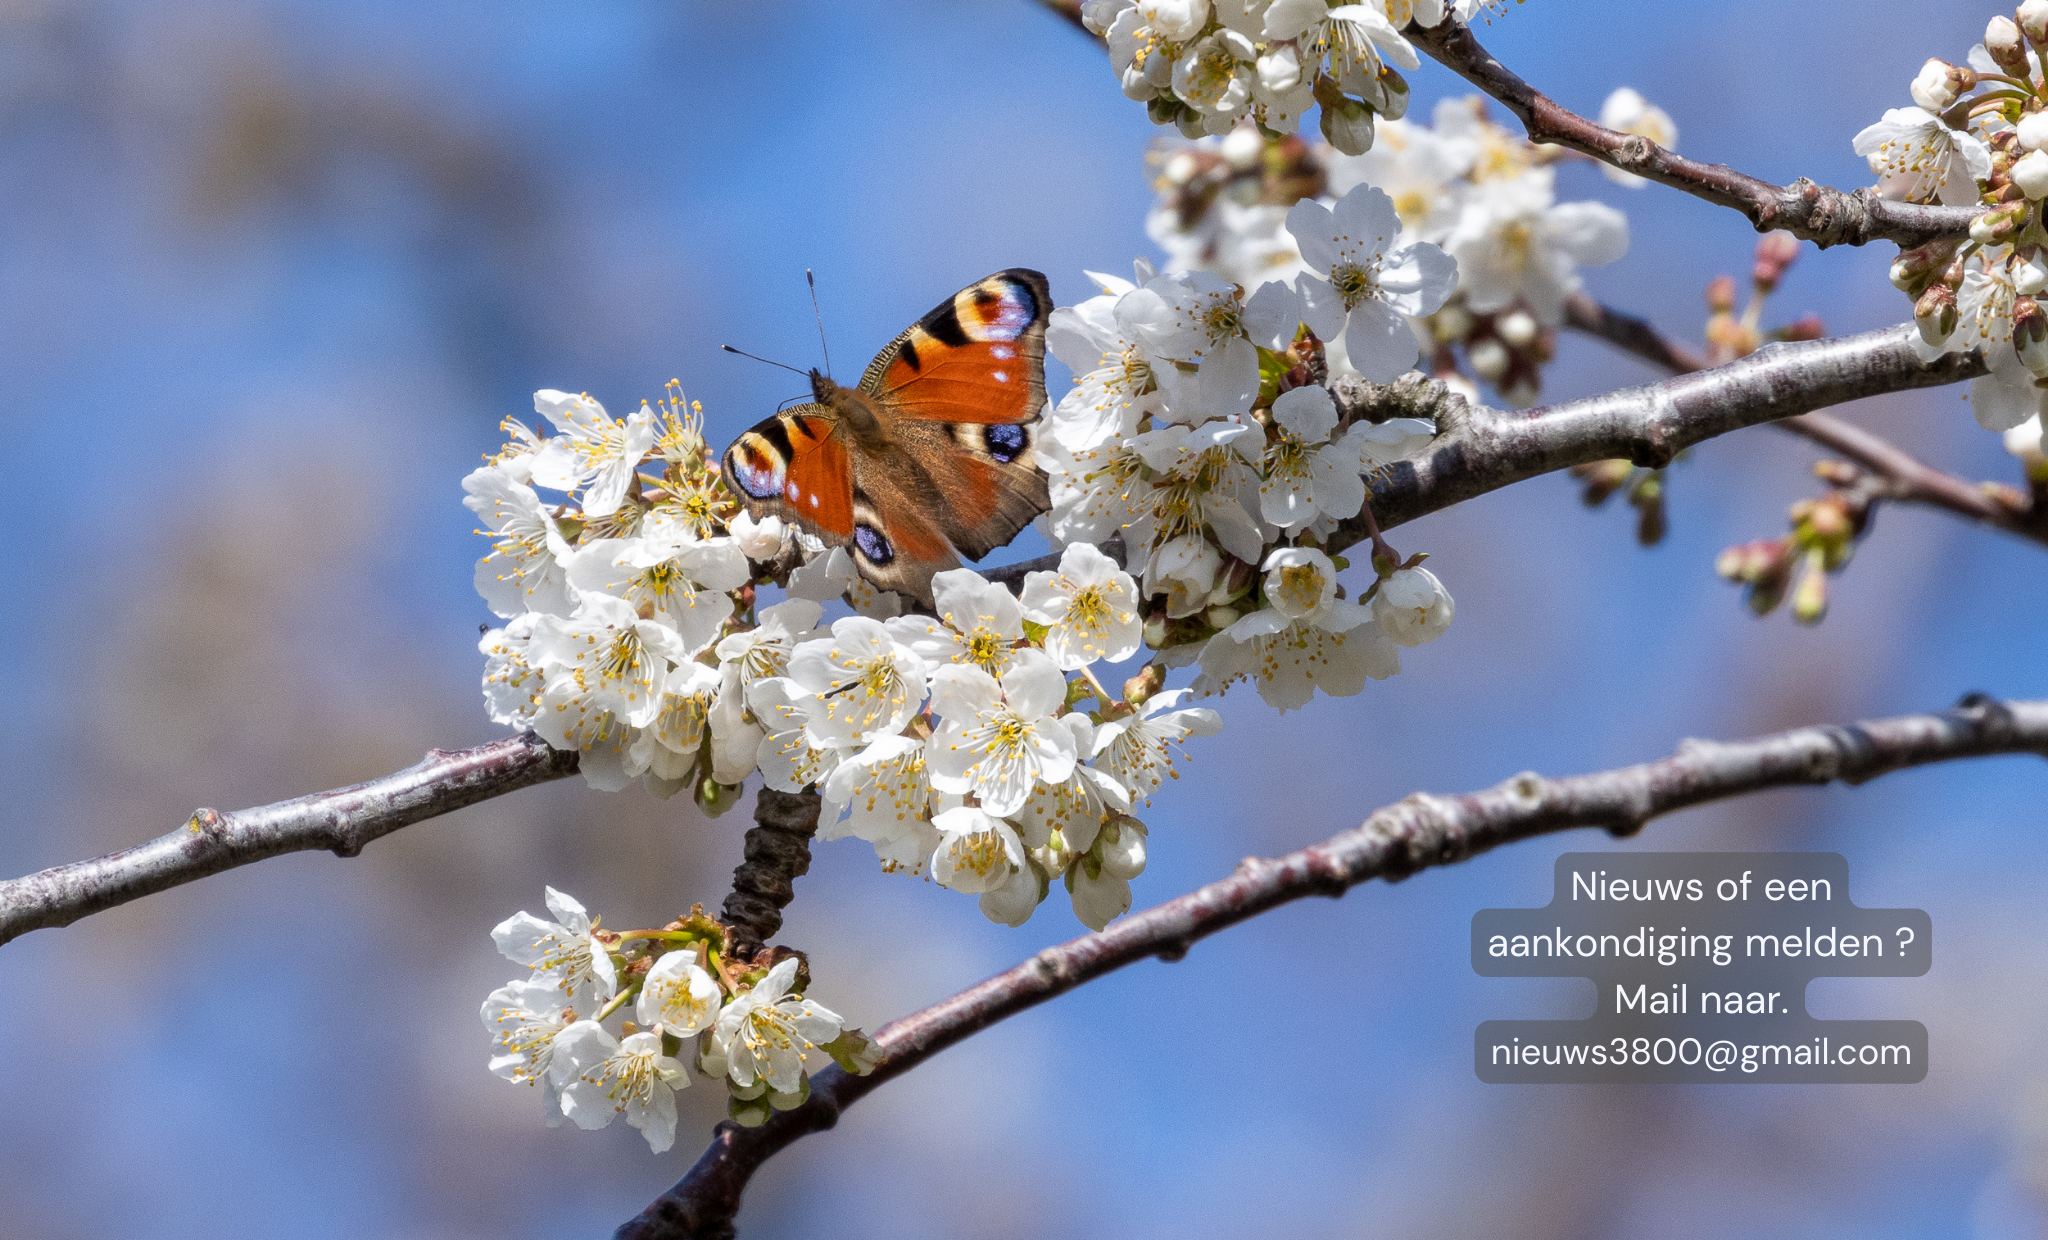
xmin=960 ymin=280 xmax=1037 ymax=342
xmin=729 ymin=443 xmax=784 ymax=499
xmin=854 ymin=523 xmax=894 ymax=565
xmin=983 ymin=423 xmax=1027 ymax=463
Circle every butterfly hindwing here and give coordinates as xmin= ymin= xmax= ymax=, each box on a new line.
xmin=720 ymin=406 xmax=856 ymax=541
xmin=859 ymin=269 xmax=1050 ymax=427
xmin=885 ymin=417 xmax=1049 ymax=561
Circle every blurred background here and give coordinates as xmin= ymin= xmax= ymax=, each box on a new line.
xmin=0 ymin=0 xmax=2043 ymax=1236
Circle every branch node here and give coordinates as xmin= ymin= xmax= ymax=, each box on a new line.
xmin=1155 ymin=939 xmax=1190 ymax=962
xmin=1604 ymin=816 xmax=1648 ymax=839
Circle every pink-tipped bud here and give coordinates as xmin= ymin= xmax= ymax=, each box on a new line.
xmin=1988 ymin=16 xmax=2032 ymax=78
xmin=1752 ymin=231 xmax=1801 ymax=291
xmin=1705 ymin=273 xmax=1738 ymax=312
xmin=1778 ymin=314 xmax=1826 ymax=342
xmin=1911 ymin=58 xmax=1977 ymax=112
xmin=1889 ymin=237 xmax=1962 ymax=295
xmin=2023 ymin=0 xmax=2048 ymax=44
xmin=1914 ymin=283 xmax=1959 ymax=346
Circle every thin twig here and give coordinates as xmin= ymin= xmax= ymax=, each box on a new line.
xmin=0 ymin=734 xmax=579 ymax=946
xmin=1561 ymin=294 xmax=2046 ymax=544
xmin=616 ymin=694 xmax=2048 ymax=1240
xmin=1407 ymin=20 xmax=1983 ymax=249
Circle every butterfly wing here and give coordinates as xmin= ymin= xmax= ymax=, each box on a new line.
xmin=858 ymin=269 xmax=1051 ymax=426
xmin=720 ymin=404 xmax=856 ymax=543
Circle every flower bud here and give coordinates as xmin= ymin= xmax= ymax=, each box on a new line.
xmin=2021 ymin=251 xmax=2048 ymax=296
xmin=1914 ymin=283 xmax=1959 ymax=346
xmin=2016 ymin=297 xmax=2048 ymax=376
xmin=1776 ymin=314 xmax=1826 ymax=342
xmin=1098 ymin=816 xmax=1149 ymax=880
xmin=1373 ymin=67 xmax=1410 ymax=122
xmin=2015 ymin=149 xmax=2048 ymax=198
xmin=2024 ymin=0 xmax=2048 ymax=44
xmin=1752 ymin=231 xmax=1801 ymax=291
xmin=1219 ymin=125 xmax=1263 ymax=171
xmin=1971 ymin=200 xmax=2030 ymax=245
xmin=1705 ymin=273 xmax=1738 ymax=312
xmin=1467 ymin=336 xmax=1509 ymax=380
xmin=1496 ymin=309 xmax=1539 ymax=347
xmin=1318 ymin=94 xmax=1377 ymax=156
xmin=2021 ymin=111 xmax=2048 ymax=153
xmin=1499 ymin=374 xmax=1541 ymax=409
xmin=1910 ymin=59 xmax=1976 ymax=112
xmin=1373 ymin=566 xmax=1455 ymax=646
xmin=1889 ymin=237 xmax=1962 ymax=295
xmin=1988 ymin=16 xmax=2033 ymax=78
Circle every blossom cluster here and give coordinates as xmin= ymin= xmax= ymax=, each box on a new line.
xmin=482 ymin=889 xmax=877 ymax=1147
xmin=1145 ymin=97 xmax=1633 ymax=406
xmin=1869 ymin=4 xmax=2048 ymax=442
xmin=1079 ymin=0 xmax=1510 ymax=156
xmin=1043 ymin=180 xmax=1458 ymax=713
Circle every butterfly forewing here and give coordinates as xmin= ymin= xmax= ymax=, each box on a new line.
xmin=859 ymin=269 xmax=1050 ymax=426
xmin=720 ymin=406 xmax=856 ymax=541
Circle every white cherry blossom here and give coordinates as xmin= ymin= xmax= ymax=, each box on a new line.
xmin=1288 ymin=185 xmax=1458 ymax=381
xmin=554 ymin=1023 xmax=687 ymax=1153
xmin=634 ymin=660 xmax=721 ymax=796
xmin=636 ymin=950 xmax=723 ymax=1037
xmin=481 ymin=979 xmax=576 ymax=1119
xmin=1444 ymin=169 xmax=1629 ymax=325
xmin=931 ymin=806 xmax=1029 ymax=894
xmin=710 ymin=957 xmax=845 ymax=1094
xmin=1020 ymin=543 xmax=1143 ymax=670
xmin=1258 ymin=384 xmax=1368 ymax=528
xmin=464 ymin=465 xmax=577 ymax=619
xmin=1092 ymin=688 xmax=1223 ymax=802
xmin=746 ymin=676 xmax=846 ymax=793
xmin=479 ymin=613 xmax=546 ymax=729
xmin=526 ymin=390 xmax=656 ymax=518
xmin=1070 ymin=865 xmax=1134 ymax=930
xmin=1195 ymin=614 xmax=1403 ymax=710
xmin=1115 ymin=270 xmax=1265 ymax=420
xmin=928 ymin=652 xmax=1078 ymax=817
xmin=1853 ymin=107 xmax=1991 ymax=207
xmin=491 ymin=887 xmax=618 ymax=1010
xmin=787 ymin=617 xmax=928 ymax=747
xmin=886 ymin=569 xmax=1026 ymax=678
xmin=1013 ymin=759 xmax=1128 ymax=858
xmin=565 ymin=531 xmax=747 ymax=657
xmin=529 ymin=594 xmax=685 ymax=752
xmin=819 ymin=734 xmax=941 ymax=872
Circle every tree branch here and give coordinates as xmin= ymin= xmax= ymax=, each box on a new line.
xmin=719 ymin=789 xmax=822 ymax=962
xmin=0 ymin=733 xmax=578 ymax=946
xmin=1407 ymin=20 xmax=1983 ymax=249
xmin=1561 ymin=294 xmax=2048 ymax=545
xmin=1326 ymin=323 xmax=1987 ymax=557
xmin=1029 ymin=0 xmax=1095 ymax=38
xmin=617 ymin=694 xmax=2048 ymax=1240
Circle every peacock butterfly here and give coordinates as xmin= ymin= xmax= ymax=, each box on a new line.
xmin=720 ymin=269 xmax=1054 ymax=606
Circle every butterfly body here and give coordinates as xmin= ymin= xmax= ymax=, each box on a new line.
xmin=722 ymin=269 xmax=1053 ymax=605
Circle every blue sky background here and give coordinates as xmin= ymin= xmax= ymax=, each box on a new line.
xmin=1 ymin=1 xmax=2044 ymax=1237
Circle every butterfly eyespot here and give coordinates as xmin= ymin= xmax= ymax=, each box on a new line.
xmin=786 ymin=481 xmax=800 ymax=501
xmin=729 ymin=443 xmax=786 ymax=500
xmin=854 ymin=523 xmax=894 ymax=565
xmin=983 ymin=423 xmax=1028 ymax=463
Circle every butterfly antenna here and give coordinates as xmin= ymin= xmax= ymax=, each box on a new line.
xmin=720 ymin=344 xmax=811 ymax=378
xmin=807 ymin=269 xmax=832 ymax=378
